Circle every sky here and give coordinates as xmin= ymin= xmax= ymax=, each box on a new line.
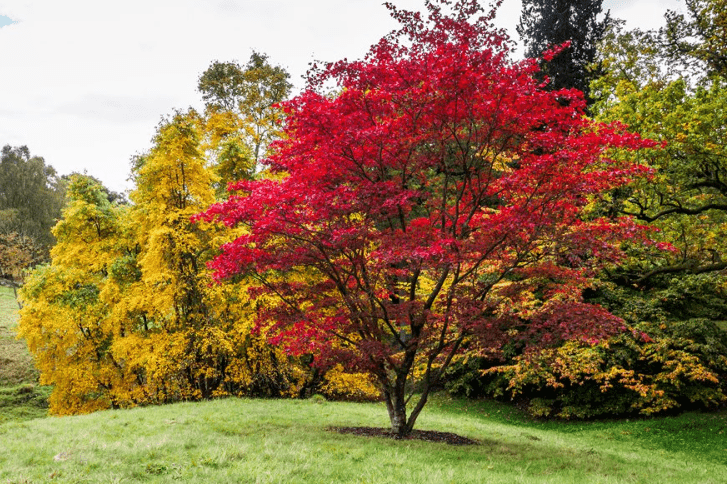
xmin=0 ymin=0 xmax=684 ymax=194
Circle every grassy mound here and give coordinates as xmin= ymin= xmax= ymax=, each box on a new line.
xmin=0 ymin=396 xmax=725 ymax=483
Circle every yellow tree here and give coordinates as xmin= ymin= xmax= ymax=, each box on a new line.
xmin=111 ymin=109 xmax=233 ymax=401
xmin=198 ymin=52 xmax=292 ymax=188
xmin=108 ymin=109 xmax=309 ymax=403
xmin=18 ymin=175 xmax=127 ymax=414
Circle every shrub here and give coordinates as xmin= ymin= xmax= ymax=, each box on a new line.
xmin=319 ymin=365 xmax=381 ymax=402
xmin=484 ymin=319 xmax=727 ymax=418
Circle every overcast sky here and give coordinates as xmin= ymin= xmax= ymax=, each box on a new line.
xmin=0 ymin=0 xmax=683 ymax=194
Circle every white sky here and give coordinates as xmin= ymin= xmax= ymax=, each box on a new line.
xmin=0 ymin=0 xmax=683 ymax=194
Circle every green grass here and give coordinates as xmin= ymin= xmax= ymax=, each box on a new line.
xmin=0 ymin=286 xmax=50 ymax=423
xmin=0 ymin=396 xmax=725 ymax=483
xmin=2 ymin=284 xmax=726 ymax=482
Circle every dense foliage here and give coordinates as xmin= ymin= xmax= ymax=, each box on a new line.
xmin=18 ymin=109 xmax=377 ymax=415
xmin=0 ymin=233 xmax=42 ymax=284
xmin=198 ymin=0 xmax=655 ymax=436
xmin=0 ymin=145 xmax=65 ymax=253
xmin=452 ymin=0 xmax=727 ymax=418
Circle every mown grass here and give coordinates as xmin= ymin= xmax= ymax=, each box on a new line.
xmin=2 ymin=284 xmax=726 ymax=482
xmin=0 ymin=395 xmax=725 ymax=484
xmin=428 ymin=395 xmax=727 ymax=467
xmin=0 ymin=286 xmax=50 ymax=423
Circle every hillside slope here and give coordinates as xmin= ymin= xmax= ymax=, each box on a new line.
xmin=0 ymin=396 xmax=725 ymax=483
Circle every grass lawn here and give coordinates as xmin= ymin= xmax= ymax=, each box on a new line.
xmin=0 ymin=395 xmax=725 ymax=483
xmin=0 ymin=286 xmax=51 ymax=424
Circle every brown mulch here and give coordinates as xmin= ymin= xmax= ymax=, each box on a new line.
xmin=329 ymin=426 xmax=480 ymax=446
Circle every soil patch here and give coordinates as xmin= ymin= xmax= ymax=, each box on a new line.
xmin=330 ymin=426 xmax=480 ymax=445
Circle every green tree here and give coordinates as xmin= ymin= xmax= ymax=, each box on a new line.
xmin=661 ymin=0 xmax=727 ymax=79
xmin=0 ymin=145 xmax=66 ymax=251
xmin=593 ymin=9 xmax=727 ymax=292
xmin=561 ymin=5 xmax=727 ymax=417
xmin=517 ymin=0 xmax=611 ymax=103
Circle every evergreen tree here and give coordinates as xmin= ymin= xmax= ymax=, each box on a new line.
xmin=518 ymin=0 xmax=610 ymax=103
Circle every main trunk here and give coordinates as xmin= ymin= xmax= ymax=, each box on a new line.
xmin=384 ymin=383 xmax=432 ymax=438
xmin=384 ymin=387 xmax=409 ymax=437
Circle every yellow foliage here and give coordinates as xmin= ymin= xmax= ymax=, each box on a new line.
xmin=488 ymin=336 xmax=726 ymax=418
xmin=18 ymin=114 xmax=314 ymax=415
xmin=320 ymin=365 xmax=381 ymax=401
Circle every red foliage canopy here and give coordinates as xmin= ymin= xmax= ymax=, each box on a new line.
xmin=196 ymin=0 xmax=654 ymax=435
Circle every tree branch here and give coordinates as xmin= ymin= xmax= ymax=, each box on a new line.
xmin=634 ymin=260 xmax=727 ymax=286
xmin=624 ymin=202 xmax=727 ymax=222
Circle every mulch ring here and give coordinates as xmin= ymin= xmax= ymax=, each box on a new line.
xmin=329 ymin=426 xmax=480 ymax=446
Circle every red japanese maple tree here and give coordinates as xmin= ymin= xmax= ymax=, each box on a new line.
xmin=197 ymin=0 xmax=654 ymax=436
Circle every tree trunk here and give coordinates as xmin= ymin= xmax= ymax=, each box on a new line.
xmin=12 ymin=283 xmax=22 ymax=310
xmin=384 ymin=387 xmax=409 ymax=437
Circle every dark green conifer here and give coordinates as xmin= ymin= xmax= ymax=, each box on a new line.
xmin=518 ymin=0 xmax=611 ymax=104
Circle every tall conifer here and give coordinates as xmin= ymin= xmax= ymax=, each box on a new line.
xmin=518 ymin=0 xmax=610 ymax=103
